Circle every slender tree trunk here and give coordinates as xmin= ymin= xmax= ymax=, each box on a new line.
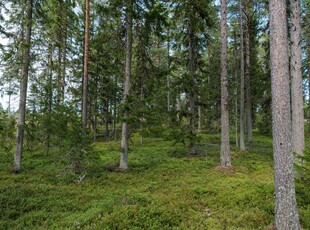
xmin=14 ymin=0 xmax=33 ymax=172
xmin=188 ymin=13 xmax=196 ymax=154
xmin=46 ymin=44 xmax=53 ymax=155
xmin=245 ymin=0 xmax=252 ymax=143
xmin=290 ymin=0 xmax=304 ymax=159
xmin=220 ymin=0 xmax=231 ymax=167
xmin=82 ymin=0 xmax=90 ymax=134
xmin=233 ymin=30 xmax=239 ymax=149
xmin=269 ymin=0 xmax=300 ymax=228
xmin=61 ymin=4 xmax=67 ymax=105
xmin=198 ymin=97 xmax=202 ymax=133
xmin=140 ymin=81 xmax=144 ymax=145
xmin=239 ymin=0 xmax=246 ymax=150
xmin=167 ymin=27 xmax=171 ymax=112
xmin=120 ymin=0 xmax=133 ymax=170
xmin=176 ymin=93 xmax=181 ymax=121
xmin=308 ymin=41 xmax=310 ymax=133
xmin=93 ymin=71 xmax=98 ymax=142
xmin=105 ymin=98 xmax=109 ymax=139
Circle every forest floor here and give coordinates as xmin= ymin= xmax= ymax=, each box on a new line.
xmin=0 ymin=132 xmax=309 ymax=229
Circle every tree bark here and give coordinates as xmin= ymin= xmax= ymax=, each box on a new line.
xmin=269 ymin=0 xmax=301 ymax=228
xmin=220 ymin=0 xmax=231 ymax=167
xmin=239 ymin=0 xmax=246 ymax=150
xmin=188 ymin=12 xmax=196 ymax=154
xmin=245 ymin=0 xmax=253 ymax=143
xmin=290 ymin=0 xmax=304 ymax=159
xmin=233 ymin=30 xmax=239 ymax=149
xmin=120 ymin=0 xmax=133 ymax=170
xmin=14 ymin=0 xmax=33 ymax=172
xmin=82 ymin=0 xmax=90 ymax=134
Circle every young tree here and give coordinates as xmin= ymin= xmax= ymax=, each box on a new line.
xmin=269 ymin=0 xmax=300 ymax=228
xmin=220 ymin=0 xmax=231 ymax=167
xmin=82 ymin=0 xmax=90 ymax=134
xmin=14 ymin=0 xmax=33 ymax=172
xmin=120 ymin=0 xmax=133 ymax=170
xmin=290 ymin=0 xmax=304 ymax=159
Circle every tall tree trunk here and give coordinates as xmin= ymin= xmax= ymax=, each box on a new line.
xmin=46 ymin=44 xmax=53 ymax=155
xmin=188 ymin=13 xmax=196 ymax=154
xmin=220 ymin=0 xmax=231 ymax=167
xmin=270 ymin=0 xmax=300 ymax=228
xmin=14 ymin=0 xmax=33 ymax=172
xmin=245 ymin=0 xmax=252 ymax=143
xmin=61 ymin=3 xmax=67 ymax=105
xmin=167 ymin=27 xmax=171 ymax=112
xmin=82 ymin=0 xmax=90 ymax=134
xmin=120 ymin=0 xmax=133 ymax=170
xmin=239 ymin=0 xmax=246 ymax=150
xmin=233 ymin=30 xmax=239 ymax=149
xmin=290 ymin=0 xmax=304 ymax=159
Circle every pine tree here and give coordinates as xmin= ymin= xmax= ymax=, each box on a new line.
xmin=14 ymin=0 xmax=33 ymax=172
xmin=269 ymin=0 xmax=300 ymax=227
xmin=220 ymin=0 xmax=231 ymax=167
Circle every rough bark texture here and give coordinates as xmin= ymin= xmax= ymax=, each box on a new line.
xmin=239 ymin=0 xmax=246 ymax=151
xmin=120 ymin=0 xmax=133 ymax=170
xmin=290 ymin=0 xmax=304 ymax=158
xmin=82 ymin=0 xmax=90 ymax=134
xmin=269 ymin=0 xmax=301 ymax=228
xmin=220 ymin=0 xmax=231 ymax=167
xmin=245 ymin=0 xmax=252 ymax=143
xmin=14 ymin=0 xmax=33 ymax=172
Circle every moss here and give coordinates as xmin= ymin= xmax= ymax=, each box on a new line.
xmin=0 ymin=133 xmax=308 ymax=229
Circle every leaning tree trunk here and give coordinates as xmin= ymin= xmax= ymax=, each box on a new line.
xmin=220 ymin=0 xmax=231 ymax=167
xmin=245 ymin=0 xmax=252 ymax=143
xmin=82 ymin=0 xmax=90 ymax=134
xmin=290 ymin=0 xmax=304 ymax=159
xmin=120 ymin=0 xmax=133 ymax=170
xmin=239 ymin=0 xmax=246 ymax=150
xmin=14 ymin=0 xmax=33 ymax=172
xmin=269 ymin=0 xmax=301 ymax=228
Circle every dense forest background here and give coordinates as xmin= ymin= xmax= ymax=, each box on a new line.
xmin=0 ymin=0 xmax=310 ymax=229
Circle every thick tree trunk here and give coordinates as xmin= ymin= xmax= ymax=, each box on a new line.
xmin=82 ymin=0 xmax=90 ymax=134
xmin=239 ymin=0 xmax=246 ymax=150
xmin=269 ymin=0 xmax=300 ymax=228
xmin=120 ymin=0 xmax=133 ymax=170
xmin=220 ymin=0 xmax=231 ymax=167
xmin=14 ymin=0 xmax=33 ymax=172
xmin=290 ymin=0 xmax=304 ymax=159
xmin=245 ymin=0 xmax=252 ymax=143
